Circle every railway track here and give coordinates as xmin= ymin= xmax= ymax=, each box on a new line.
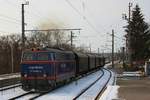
xmin=29 ymin=68 xmax=103 ymax=100
xmin=0 ymin=70 xmax=100 ymax=100
xmin=0 ymin=73 xmax=20 ymax=78
xmin=73 ymin=69 xmax=104 ymax=100
xmin=8 ymin=91 xmax=39 ymax=100
xmin=0 ymin=73 xmax=20 ymax=89
xmin=0 ymin=84 xmax=21 ymax=91
xmin=0 ymin=68 xmax=113 ymax=100
xmin=73 ymin=68 xmax=112 ymax=100
xmin=30 ymin=90 xmax=52 ymax=100
xmin=94 ymin=68 xmax=112 ymax=100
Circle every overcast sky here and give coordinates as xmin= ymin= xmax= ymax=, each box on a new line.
xmin=0 ymin=0 xmax=150 ymax=53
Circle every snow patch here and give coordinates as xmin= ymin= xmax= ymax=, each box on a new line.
xmin=37 ymin=70 xmax=103 ymax=100
xmin=0 ymin=87 xmax=27 ymax=100
xmin=0 ymin=73 xmax=20 ymax=80
xmin=100 ymin=85 xmax=119 ymax=100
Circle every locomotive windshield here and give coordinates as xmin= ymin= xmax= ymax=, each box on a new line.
xmin=23 ymin=52 xmax=35 ymax=61
xmin=22 ymin=52 xmax=54 ymax=61
xmin=37 ymin=53 xmax=49 ymax=61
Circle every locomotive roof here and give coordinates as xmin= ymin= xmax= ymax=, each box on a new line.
xmin=73 ymin=52 xmax=88 ymax=57
xmin=86 ymin=53 xmax=95 ymax=57
xmin=24 ymin=48 xmax=73 ymax=54
xmin=45 ymin=48 xmax=73 ymax=54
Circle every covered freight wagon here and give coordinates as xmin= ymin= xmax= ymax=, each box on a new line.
xmin=74 ymin=52 xmax=89 ymax=76
xmin=87 ymin=54 xmax=96 ymax=70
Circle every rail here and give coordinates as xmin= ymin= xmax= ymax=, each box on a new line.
xmin=8 ymin=91 xmax=36 ymax=100
xmin=30 ymin=68 xmax=103 ymax=100
xmin=72 ymin=69 xmax=104 ymax=100
xmin=94 ymin=68 xmax=112 ymax=100
xmin=0 ymin=84 xmax=21 ymax=91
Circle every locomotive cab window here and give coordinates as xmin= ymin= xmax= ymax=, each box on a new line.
xmin=37 ymin=52 xmax=55 ymax=60
xmin=23 ymin=52 xmax=35 ymax=61
xmin=37 ymin=52 xmax=49 ymax=61
xmin=65 ymin=53 xmax=74 ymax=60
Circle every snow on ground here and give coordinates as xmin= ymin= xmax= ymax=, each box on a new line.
xmin=77 ymin=69 xmax=113 ymax=100
xmin=0 ymin=87 xmax=26 ymax=100
xmin=36 ymin=70 xmax=103 ymax=100
xmin=122 ymin=71 xmax=143 ymax=77
xmin=37 ymin=69 xmax=116 ymax=100
xmin=108 ymin=70 xmax=116 ymax=85
xmin=100 ymin=85 xmax=119 ymax=100
xmin=16 ymin=93 xmax=40 ymax=100
xmin=0 ymin=86 xmax=39 ymax=100
xmin=0 ymin=83 xmax=21 ymax=90
xmin=104 ymin=61 xmax=119 ymax=68
xmin=117 ymin=71 xmax=143 ymax=78
xmin=99 ymin=70 xmax=119 ymax=100
xmin=0 ymin=73 xmax=20 ymax=80
xmin=0 ymin=69 xmax=118 ymax=100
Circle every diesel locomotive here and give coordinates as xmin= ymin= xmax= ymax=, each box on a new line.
xmin=21 ymin=47 xmax=105 ymax=91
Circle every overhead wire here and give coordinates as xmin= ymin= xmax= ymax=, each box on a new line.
xmin=25 ymin=7 xmax=45 ymax=28
xmin=81 ymin=0 xmax=108 ymax=33
xmin=69 ymin=0 xmax=125 ymax=50
xmin=0 ymin=29 xmax=13 ymax=34
xmin=66 ymin=0 xmax=108 ymax=50
xmin=0 ymin=13 xmax=21 ymax=22
xmin=30 ymin=7 xmax=44 ymax=20
xmin=0 ymin=0 xmax=21 ymax=26
xmin=3 ymin=0 xmax=42 ymax=28
xmin=5 ymin=0 xmax=19 ymax=8
xmin=80 ymin=0 xmax=125 ymax=51
xmin=82 ymin=0 xmax=125 ymax=44
xmin=65 ymin=0 xmax=105 ymax=37
xmin=0 ymin=0 xmax=43 ymax=34
xmin=107 ymin=32 xmax=125 ymax=41
xmin=0 ymin=17 xmax=21 ymax=25
xmin=0 ymin=14 xmax=35 ymax=28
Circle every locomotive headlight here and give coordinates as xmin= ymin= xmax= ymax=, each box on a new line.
xmin=24 ymin=74 xmax=27 ymax=77
xmin=43 ymin=74 xmax=47 ymax=77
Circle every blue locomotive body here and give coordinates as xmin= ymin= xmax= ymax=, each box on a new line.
xmin=21 ymin=48 xmax=75 ymax=91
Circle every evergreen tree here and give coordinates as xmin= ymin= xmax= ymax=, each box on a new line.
xmin=125 ymin=5 xmax=150 ymax=61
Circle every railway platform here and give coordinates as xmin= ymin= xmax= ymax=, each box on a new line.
xmin=117 ymin=76 xmax=150 ymax=100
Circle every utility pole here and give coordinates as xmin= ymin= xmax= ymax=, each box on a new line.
xmin=22 ymin=1 xmax=29 ymax=49
xmin=122 ymin=2 xmax=132 ymax=66
xmin=10 ymin=43 xmax=14 ymax=73
xmin=71 ymin=31 xmax=73 ymax=47
xmin=128 ymin=2 xmax=132 ymax=66
xmin=22 ymin=4 xmax=25 ymax=49
xmin=102 ymin=49 xmax=104 ymax=57
xmin=112 ymin=29 xmax=114 ymax=68
xmin=122 ymin=47 xmax=125 ymax=69
xmin=71 ymin=31 xmax=76 ymax=48
xmin=98 ymin=48 xmax=100 ymax=54
xmin=89 ymin=43 xmax=91 ymax=53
